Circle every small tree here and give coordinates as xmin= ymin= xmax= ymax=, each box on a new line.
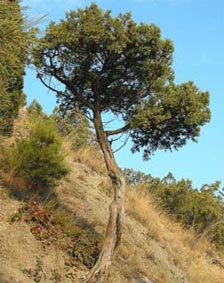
xmin=32 ymin=4 xmax=210 ymax=282
xmin=27 ymin=99 xmax=45 ymax=118
xmin=0 ymin=120 xmax=68 ymax=191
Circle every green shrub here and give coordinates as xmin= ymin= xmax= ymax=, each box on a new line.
xmin=27 ymin=100 xmax=46 ymax=119
xmin=124 ymin=168 xmax=224 ymax=249
xmin=0 ymin=1 xmax=27 ymax=136
xmin=0 ymin=119 xmax=69 ymax=190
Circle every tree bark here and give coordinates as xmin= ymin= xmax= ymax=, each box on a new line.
xmin=81 ymin=111 xmax=126 ymax=283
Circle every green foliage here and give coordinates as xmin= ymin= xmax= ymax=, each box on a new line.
xmin=0 ymin=119 xmax=68 ymax=189
xmin=52 ymin=107 xmax=94 ymax=150
xmin=123 ymin=168 xmax=155 ymax=186
xmin=32 ymin=3 xmax=210 ymax=159
xmin=155 ymin=179 xmax=223 ymax=234
xmin=124 ymin=168 xmax=224 ymax=248
xmin=129 ymin=82 xmax=210 ymax=159
xmin=27 ymin=99 xmax=46 ymax=119
xmin=0 ymin=1 xmax=26 ymax=135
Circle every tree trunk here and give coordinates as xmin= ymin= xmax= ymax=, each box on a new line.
xmin=81 ymin=112 xmax=126 ymax=283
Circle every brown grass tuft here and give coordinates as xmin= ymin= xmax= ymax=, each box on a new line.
xmin=125 ymin=187 xmax=224 ymax=283
xmin=73 ymin=145 xmax=107 ymax=175
xmin=126 ymin=188 xmax=164 ymax=242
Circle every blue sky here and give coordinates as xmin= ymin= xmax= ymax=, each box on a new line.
xmin=23 ymin=0 xmax=224 ymax=188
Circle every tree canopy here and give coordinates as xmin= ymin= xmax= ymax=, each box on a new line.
xmin=33 ymin=3 xmax=210 ymax=159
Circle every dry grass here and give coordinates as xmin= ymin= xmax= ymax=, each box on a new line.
xmin=0 ymin=141 xmax=27 ymax=195
xmin=126 ymin=188 xmax=165 ymax=242
xmin=4 ymin=108 xmax=33 ymax=146
xmin=0 ymin=171 xmax=27 ymax=192
xmin=0 ymin=108 xmax=34 ymax=192
xmin=61 ymin=141 xmax=224 ymax=283
xmin=73 ymin=145 xmax=107 ymax=175
xmin=125 ymin=187 xmax=224 ymax=283
xmin=1 ymin=108 xmax=224 ymax=283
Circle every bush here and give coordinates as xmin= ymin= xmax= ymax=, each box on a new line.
xmin=124 ymin=168 xmax=224 ymax=249
xmin=0 ymin=119 xmax=69 ymax=190
xmin=0 ymin=1 xmax=27 ymax=136
xmin=27 ymin=100 xmax=46 ymax=119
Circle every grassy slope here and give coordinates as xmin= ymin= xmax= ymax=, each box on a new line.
xmin=0 ymin=110 xmax=224 ymax=283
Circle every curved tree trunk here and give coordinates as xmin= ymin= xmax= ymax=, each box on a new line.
xmin=81 ymin=112 xmax=126 ymax=283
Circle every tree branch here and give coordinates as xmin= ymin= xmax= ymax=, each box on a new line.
xmin=109 ymin=132 xmax=125 ymax=145
xmin=113 ymin=134 xmax=130 ymax=154
xmin=46 ymin=53 xmax=95 ymax=110
xmin=105 ymin=124 xmax=130 ymax=136
xmin=37 ymin=72 xmax=63 ymax=95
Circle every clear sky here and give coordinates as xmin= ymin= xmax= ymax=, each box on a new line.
xmin=23 ymin=0 xmax=224 ymax=188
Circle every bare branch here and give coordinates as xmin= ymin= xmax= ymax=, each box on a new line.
xmin=47 ymin=52 xmax=95 ymax=110
xmin=113 ymin=133 xmax=130 ymax=154
xmin=36 ymin=72 xmax=62 ymax=95
xmin=105 ymin=124 xmax=129 ymax=136
xmin=199 ymin=220 xmax=224 ymax=240
xmin=103 ymin=117 xmax=117 ymax=126
xmin=109 ymin=132 xmax=125 ymax=144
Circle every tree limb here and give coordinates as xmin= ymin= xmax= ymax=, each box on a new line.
xmin=113 ymin=133 xmax=130 ymax=154
xmin=37 ymin=72 xmax=63 ymax=95
xmin=105 ymin=124 xmax=130 ymax=136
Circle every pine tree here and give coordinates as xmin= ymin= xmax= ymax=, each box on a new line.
xmin=32 ymin=4 xmax=211 ymax=282
xmin=0 ymin=0 xmax=26 ymax=135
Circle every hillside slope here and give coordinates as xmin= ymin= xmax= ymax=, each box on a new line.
xmin=0 ymin=111 xmax=224 ymax=283
xmin=1 ymin=154 xmax=224 ymax=283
